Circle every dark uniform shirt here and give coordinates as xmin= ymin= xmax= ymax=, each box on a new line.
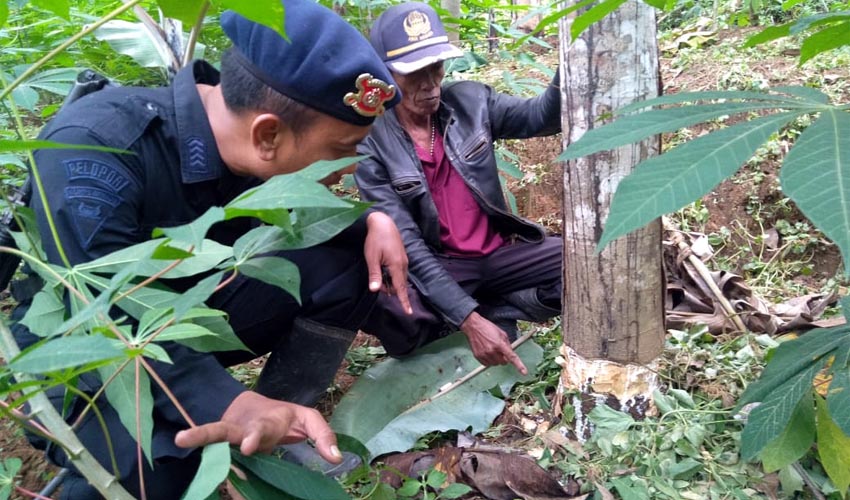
xmin=28 ymin=61 xmax=257 ymax=460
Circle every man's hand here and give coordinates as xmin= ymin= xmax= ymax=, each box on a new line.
xmin=174 ymin=391 xmax=341 ymax=463
xmin=364 ymin=211 xmax=412 ymax=314
xmin=460 ymin=312 xmax=527 ymax=375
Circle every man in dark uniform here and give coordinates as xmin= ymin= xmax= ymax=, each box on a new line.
xmin=356 ymin=2 xmax=562 ymax=374
xmin=10 ymin=0 xmax=410 ymax=497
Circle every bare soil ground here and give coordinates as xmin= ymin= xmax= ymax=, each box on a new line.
xmin=3 ymin=26 xmax=849 ymax=498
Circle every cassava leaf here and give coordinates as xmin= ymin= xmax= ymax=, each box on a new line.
xmin=558 ymin=102 xmax=797 ymax=162
xmin=76 ymin=238 xmax=231 ymax=279
xmin=232 ymin=452 xmax=348 ymax=500
xmin=570 ymin=0 xmax=628 ymax=41
xmin=781 ymin=109 xmax=850 ymax=273
xmin=237 ymin=256 xmax=300 ymax=304
xmin=227 ymin=466 xmax=297 ymax=500
xmin=744 ymin=24 xmax=791 ymax=48
xmin=20 ymin=288 xmax=65 ymax=337
xmin=171 ymin=272 xmax=223 ymax=321
xmin=616 ymin=89 xmax=809 ymax=114
xmin=294 ymin=156 xmax=367 ymax=182
xmin=741 ymin=360 xmax=824 ymax=461
xmin=9 ymin=334 xmax=125 ymax=374
xmin=153 ymin=207 xmax=226 ymax=250
xmin=800 ymin=22 xmax=850 ymax=64
xmin=597 ymin=111 xmax=801 ymax=250
xmin=180 ymin=442 xmax=230 ymax=500
xmin=330 ymin=333 xmax=542 ymax=459
xmin=156 ymin=0 xmax=208 ymax=25
xmin=0 ymin=139 xmax=129 ymax=155
xmin=828 ymin=367 xmax=850 ymax=436
xmin=760 ymin=393 xmax=815 ymax=472
xmin=816 ymin=395 xmax=850 ymax=497
xmin=100 ymin=360 xmax=154 ymax=466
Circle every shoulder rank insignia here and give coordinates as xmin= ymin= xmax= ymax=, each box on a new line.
xmin=344 ymin=73 xmax=396 ymax=117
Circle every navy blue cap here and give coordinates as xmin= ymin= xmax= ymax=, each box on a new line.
xmin=370 ymin=2 xmax=463 ymax=75
xmin=221 ymin=0 xmax=400 ymax=125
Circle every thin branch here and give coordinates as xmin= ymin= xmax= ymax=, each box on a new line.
xmin=138 ymin=356 xmax=196 ymax=428
xmin=406 ymin=331 xmax=535 ymax=413
xmin=183 ymin=2 xmax=211 ymax=66
xmin=113 ymin=252 xmax=189 ymax=303
xmin=135 ymin=358 xmax=147 ymax=500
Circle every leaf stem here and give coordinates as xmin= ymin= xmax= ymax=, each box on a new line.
xmin=183 ymin=2 xmax=211 ymax=66
xmin=138 ymin=356 xmax=196 ymax=427
xmin=135 ymin=357 xmax=148 ymax=500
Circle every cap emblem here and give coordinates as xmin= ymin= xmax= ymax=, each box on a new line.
xmin=344 ymin=74 xmax=397 ymax=117
xmin=403 ymin=11 xmax=433 ymax=41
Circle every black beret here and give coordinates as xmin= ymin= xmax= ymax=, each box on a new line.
xmin=221 ymin=0 xmax=400 ymax=126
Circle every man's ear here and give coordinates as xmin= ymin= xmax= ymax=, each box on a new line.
xmin=250 ymin=113 xmax=289 ymax=161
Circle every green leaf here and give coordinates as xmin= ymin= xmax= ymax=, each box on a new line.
xmin=570 ymin=0 xmax=628 ymax=41
xmin=771 ymin=85 xmax=831 ymax=104
xmin=642 ymin=0 xmax=666 ymax=9
xmin=330 ymin=333 xmax=542 ymax=459
xmin=0 ymin=2 xmax=7 ymax=28
xmin=588 ymin=404 xmax=635 ymax=432
xmin=741 ymin=360 xmax=824 ymax=461
xmin=100 ymin=360 xmax=154 ymax=466
xmin=8 ymin=334 xmax=125 ymax=374
xmin=817 ymin=395 xmax=850 ymax=497
xmin=157 ymin=0 xmax=208 ymax=25
xmin=227 ymin=466 xmax=297 ymax=499
xmin=232 ymin=452 xmax=349 ymax=500
xmin=559 ymin=102 xmax=801 ymax=162
xmin=171 ymin=272 xmax=224 ymax=321
xmin=20 ymin=289 xmax=65 ymax=337
xmin=828 ymin=367 xmax=850 ymax=436
xmin=440 ymin=483 xmax=473 ymax=499
xmin=181 ymin=442 xmax=230 ymax=500
xmin=294 ymin=156 xmax=367 ymax=182
xmin=800 ymin=22 xmax=850 ymax=64
xmin=151 ymin=244 xmax=194 ymax=260
xmin=397 ymin=480 xmax=422 ymax=497
xmin=0 ymin=458 xmax=22 ymax=500
xmin=426 ymin=470 xmax=446 ymax=488
xmin=291 ymin=203 xmax=369 ymax=249
xmin=237 ymin=256 xmax=301 ymax=304
xmin=760 ymin=393 xmax=815 ymax=472
xmin=666 ymin=458 xmax=702 ymax=480
xmin=153 ymin=207 xmax=226 ymax=250
xmin=216 ymin=0 xmax=286 ymax=38
xmin=597 ymin=111 xmax=800 ymax=250
xmin=781 ymin=110 xmax=850 ymax=273
xmin=0 ymin=139 xmax=129 ymax=155
xmin=77 ymin=238 xmax=232 ymax=279
xmin=30 ymin=0 xmax=69 ymax=18
xmin=744 ymin=24 xmax=792 ymax=47
xmin=739 ymin=326 xmax=849 ymax=407
xmin=226 ymin=174 xmax=350 ymax=227
xmin=617 ymin=89 xmax=807 ymax=114
xmin=610 ymin=476 xmax=650 ymax=500
xmin=158 ymin=322 xmax=249 ymax=353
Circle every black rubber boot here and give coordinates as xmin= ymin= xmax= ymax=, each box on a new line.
xmin=255 ymin=317 xmax=356 ymax=406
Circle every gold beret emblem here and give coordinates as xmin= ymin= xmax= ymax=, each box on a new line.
xmin=403 ymin=11 xmax=433 ymax=41
xmin=344 ymin=73 xmax=396 ymax=117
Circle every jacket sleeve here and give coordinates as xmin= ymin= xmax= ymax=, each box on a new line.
xmin=486 ymin=70 xmax=561 ymax=140
xmin=32 ymin=125 xmax=245 ymax=425
xmin=355 ymin=145 xmax=479 ymax=328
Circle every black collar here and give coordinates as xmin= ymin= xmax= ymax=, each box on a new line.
xmin=173 ymin=60 xmax=226 ymax=185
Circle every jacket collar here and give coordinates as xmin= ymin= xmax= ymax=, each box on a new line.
xmin=173 ymin=61 xmax=226 ymax=185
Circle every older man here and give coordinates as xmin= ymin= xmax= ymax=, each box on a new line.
xmin=357 ymin=2 xmax=563 ymax=374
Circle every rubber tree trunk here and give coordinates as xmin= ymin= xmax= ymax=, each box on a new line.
xmin=441 ymin=0 xmax=460 ymax=42
xmin=558 ymin=0 xmax=664 ymax=438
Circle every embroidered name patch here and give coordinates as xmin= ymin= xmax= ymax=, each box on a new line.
xmin=64 ymin=159 xmax=131 ymax=192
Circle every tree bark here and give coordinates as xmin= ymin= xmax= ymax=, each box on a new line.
xmin=558 ymin=0 xmax=664 ymax=434
xmin=441 ymin=0 xmax=460 ymax=42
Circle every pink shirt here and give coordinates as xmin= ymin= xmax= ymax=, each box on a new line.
xmin=415 ymin=130 xmax=504 ymax=257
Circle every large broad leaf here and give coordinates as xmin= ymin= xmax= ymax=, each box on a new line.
xmin=9 ymin=334 xmax=125 ymax=374
xmin=759 ymin=393 xmax=815 ymax=472
xmin=330 ymin=333 xmax=542 ymax=459
xmin=828 ymin=367 xmax=850 ymax=437
xmin=93 ymin=20 xmax=179 ymax=69
xmin=570 ymin=0 xmax=627 ymax=41
xmin=237 ymin=256 xmax=300 ymax=304
xmin=597 ymin=111 xmax=801 ymax=250
xmin=171 ymin=272 xmax=223 ymax=321
xmin=180 ymin=442 xmax=230 ymax=500
xmin=30 ymin=0 xmax=69 ymax=18
xmin=816 ymin=395 xmax=850 ymax=497
xmin=800 ymin=21 xmax=850 ymax=64
xmin=155 ymin=322 xmax=248 ymax=353
xmin=100 ymin=360 xmax=154 ymax=466
xmin=741 ymin=360 xmax=824 ymax=461
xmin=232 ymin=452 xmax=348 ymax=500
xmin=781 ymin=109 xmax=850 ymax=273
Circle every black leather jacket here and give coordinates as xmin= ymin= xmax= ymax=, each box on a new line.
xmin=355 ymin=78 xmax=561 ymax=327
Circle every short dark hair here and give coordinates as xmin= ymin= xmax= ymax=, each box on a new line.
xmin=220 ymin=48 xmax=321 ymax=135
